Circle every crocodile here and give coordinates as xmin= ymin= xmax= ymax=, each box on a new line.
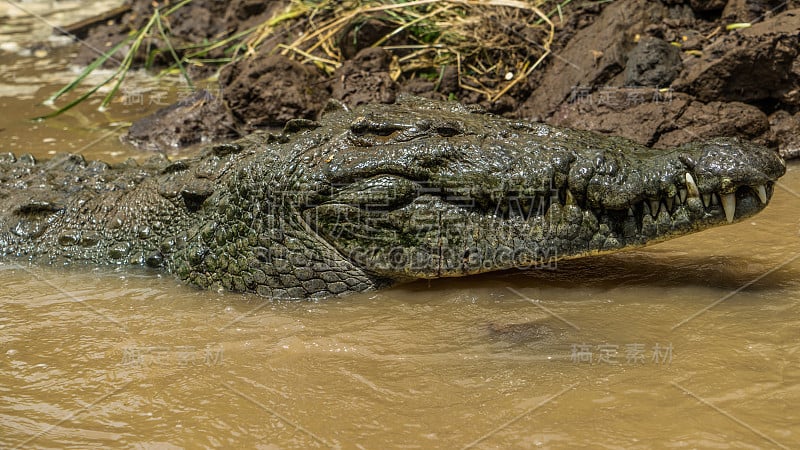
xmin=0 ymin=96 xmax=785 ymax=298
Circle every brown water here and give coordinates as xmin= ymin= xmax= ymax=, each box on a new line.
xmin=2 ymin=3 xmax=800 ymax=449
xmin=0 ymin=0 xmax=192 ymax=163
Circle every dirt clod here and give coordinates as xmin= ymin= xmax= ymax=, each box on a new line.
xmin=674 ymin=9 xmax=800 ymax=106
xmin=331 ymin=48 xmax=398 ymax=106
xmin=122 ymin=90 xmax=237 ymax=152
xmin=552 ymin=87 xmax=770 ymax=149
xmin=770 ymin=110 xmax=800 ymax=159
xmin=219 ymin=54 xmax=327 ymax=131
xmin=520 ymin=0 xmax=659 ymax=120
xmin=624 ymin=37 xmax=683 ymax=87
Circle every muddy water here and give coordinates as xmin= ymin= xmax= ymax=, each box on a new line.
xmin=3 ymin=178 xmax=800 ymax=449
xmin=0 ymin=0 xmax=190 ymax=163
xmin=2 ymin=4 xmax=800 ymax=450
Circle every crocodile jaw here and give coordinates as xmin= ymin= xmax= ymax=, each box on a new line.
xmin=309 ymin=177 xmax=777 ymax=279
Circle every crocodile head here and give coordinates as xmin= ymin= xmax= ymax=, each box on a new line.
xmin=175 ymin=97 xmax=784 ymax=297
xmin=298 ymin=97 xmax=785 ymax=280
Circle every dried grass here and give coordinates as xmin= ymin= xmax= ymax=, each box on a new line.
xmin=249 ymin=0 xmax=568 ymax=101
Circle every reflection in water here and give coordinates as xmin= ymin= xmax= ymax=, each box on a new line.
xmin=2 ymin=3 xmax=800 ymax=449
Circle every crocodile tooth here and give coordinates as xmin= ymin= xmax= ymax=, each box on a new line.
xmin=566 ymin=189 xmax=576 ymax=205
xmin=721 ymin=193 xmax=736 ymax=223
xmin=666 ymin=196 xmax=674 ymax=212
xmin=756 ymin=185 xmax=768 ymax=204
xmin=702 ymin=193 xmax=711 ymax=208
xmin=679 ymin=188 xmax=687 ymax=203
xmin=627 ymin=207 xmax=634 ymax=217
xmin=685 ymin=173 xmax=700 ymax=198
xmin=649 ymin=199 xmax=660 ymax=217
xmin=711 ymin=193 xmax=719 ymax=206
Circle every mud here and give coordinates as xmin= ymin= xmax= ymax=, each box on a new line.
xmin=219 ymin=54 xmax=327 ymax=131
xmin=72 ymin=0 xmax=800 ymax=157
xmin=673 ymin=9 xmax=800 ymax=106
xmin=550 ymin=88 xmax=772 ymax=148
xmin=121 ymin=90 xmax=237 ymax=151
xmin=770 ymin=110 xmax=800 ymax=159
xmin=624 ymin=37 xmax=683 ymax=87
xmin=331 ymin=48 xmax=398 ymax=107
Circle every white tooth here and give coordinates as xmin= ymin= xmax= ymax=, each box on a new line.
xmin=711 ymin=193 xmax=719 ymax=206
xmin=702 ymin=193 xmax=711 ymax=208
xmin=679 ymin=189 xmax=687 ymax=203
xmin=650 ymin=199 xmax=660 ymax=217
xmin=666 ymin=196 xmax=674 ymax=211
xmin=627 ymin=207 xmax=634 ymax=217
xmin=685 ymin=173 xmax=700 ymax=198
xmin=721 ymin=193 xmax=736 ymax=224
xmin=566 ymin=190 xmax=576 ymax=205
xmin=756 ymin=185 xmax=767 ymax=204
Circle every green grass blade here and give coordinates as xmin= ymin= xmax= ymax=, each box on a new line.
xmin=44 ymin=35 xmax=133 ymax=105
xmin=163 ymin=0 xmax=194 ymax=16
xmin=99 ymin=68 xmax=130 ymax=111
xmin=98 ymin=19 xmax=151 ymax=110
xmin=33 ymin=71 xmax=120 ymax=120
xmin=42 ymin=0 xmax=193 ymax=114
xmin=155 ymin=9 xmax=194 ymax=90
xmin=185 ymin=25 xmax=259 ymax=59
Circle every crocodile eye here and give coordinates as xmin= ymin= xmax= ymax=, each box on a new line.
xmin=434 ymin=120 xmax=464 ymax=137
xmin=350 ymin=117 xmax=404 ymax=136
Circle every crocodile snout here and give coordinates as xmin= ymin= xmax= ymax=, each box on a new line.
xmin=679 ymin=137 xmax=785 ymax=223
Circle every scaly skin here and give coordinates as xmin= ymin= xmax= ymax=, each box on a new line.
xmin=0 ymin=97 xmax=786 ymax=298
